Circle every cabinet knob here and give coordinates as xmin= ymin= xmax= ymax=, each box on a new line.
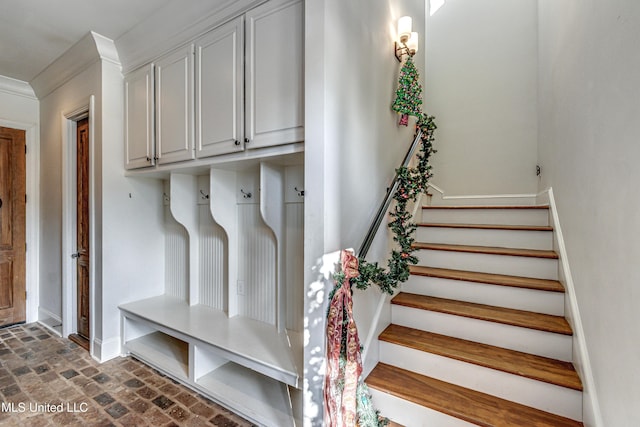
xmin=234 ymin=140 xmax=240 ymax=146
xmin=146 ymin=157 xmax=151 ymax=162
xmin=244 ymin=138 xmax=250 ymax=144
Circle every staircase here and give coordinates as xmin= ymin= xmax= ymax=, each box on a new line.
xmin=365 ymin=205 xmax=584 ymax=427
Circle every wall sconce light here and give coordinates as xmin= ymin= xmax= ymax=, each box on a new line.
xmin=395 ymin=16 xmax=419 ymax=62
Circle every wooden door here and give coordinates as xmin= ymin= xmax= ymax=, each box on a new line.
xmin=76 ymin=118 xmax=90 ymax=340
xmin=0 ymin=127 xmax=26 ymax=327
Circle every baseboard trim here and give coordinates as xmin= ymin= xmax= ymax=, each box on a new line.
xmin=92 ymin=336 xmax=121 ymax=363
xmin=37 ymin=307 xmax=62 ymax=336
xmin=427 ymin=183 xmax=538 ymax=206
xmin=541 ymin=187 xmax=603 ymax=427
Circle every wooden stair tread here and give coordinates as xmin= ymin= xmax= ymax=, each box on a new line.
xmin=423 ymin=205 xmax=550 ymax=210
xmin=413 ymin=242 xmax=559 ymax=259
xmin=409 ymin=266 xmax=565 ymax=293
xmin=418 ymin=222 xmax=553 ymax=231
xmin=366 ymin=363 xmax=584 ymax=427
xmin=392 ymin=293 xmax=573 ymax=335
xmin=380 ymin=324 xmax=582 ymax=390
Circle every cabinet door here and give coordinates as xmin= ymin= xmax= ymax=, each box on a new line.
xmin=245 ymin=0 xmax=304 ymax=149
xmin=196 ymin=17 xmax=244 ymax=158
xmin=156 ymin=45 xmax=195 ymax=165
xmin=124 ymin=64 xmax=155 ymax=169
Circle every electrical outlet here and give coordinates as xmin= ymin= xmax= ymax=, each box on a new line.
xmin=237 ymin=280 xmax=245 ymax=295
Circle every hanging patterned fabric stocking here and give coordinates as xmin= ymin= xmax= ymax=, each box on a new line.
xmin=324 ymin=250 xmax=362 ymax=426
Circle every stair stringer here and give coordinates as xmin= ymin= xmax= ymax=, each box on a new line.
xmin=539 ymin=188 xmax=603 ymax=427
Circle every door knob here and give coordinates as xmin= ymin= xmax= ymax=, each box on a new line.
xmin=71 ymin=252 xmax=80 ymax=259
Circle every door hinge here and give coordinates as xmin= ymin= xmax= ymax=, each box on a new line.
xmin=25 ymin=291 xmax=27 ymax=300
xmin=25 ymin=242 xmax=27 ymax=252
xmin=25 ymin=194 xmax=27 ymax=203
xmin=25 ymin=145 xmax=27 ymax=154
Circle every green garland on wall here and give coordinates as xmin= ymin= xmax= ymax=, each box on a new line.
xmin=350 ymin=113 xmax=437 ymax=294
xmin=324 ymin=56 xmax=437 ymax=427
xmin=325 ymin=114 xmax=437 ymax=427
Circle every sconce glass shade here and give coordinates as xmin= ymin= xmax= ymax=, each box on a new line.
xmin=407 ymin=32 xmax=419 ymax=54
xmin=397 ymin=16 xmax=412 ymax=43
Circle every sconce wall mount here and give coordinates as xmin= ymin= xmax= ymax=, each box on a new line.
xmin=395 ymin=16 xmax=419 ymax=62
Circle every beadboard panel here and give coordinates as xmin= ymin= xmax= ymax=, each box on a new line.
xmin=198 ymin=205 xmax=227 ymax=310
xmin=237 ymin=203 xmax=276 ymax=325
xmin=285 ymin=202 xmax=304 ymax=332
xmin=164 ymin=205 xmax=189 ymax=301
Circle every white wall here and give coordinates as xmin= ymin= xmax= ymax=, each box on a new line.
xmin=39 ymin=63 xmax=99 ymax=325
xmin=304 ymin=0 xmax=423 ymax=424
xmin=537 ymin=1 xmax=640 ymax=425
xmin=0 ymin=79 xmax=38 ymax=124
xmin=98 ymin=60 xmax=165 ymax=360
xmin=37 ymin=34 xmax=164 ymax=361
xmin=426 ymin=0 xmax=538 ymax=196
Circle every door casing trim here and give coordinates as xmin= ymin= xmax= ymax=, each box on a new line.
xmin=61 ymin=96 xmax=96 ymax=358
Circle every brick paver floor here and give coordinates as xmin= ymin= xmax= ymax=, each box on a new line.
xmin=0 ymin=323 xmax=254 ymax=426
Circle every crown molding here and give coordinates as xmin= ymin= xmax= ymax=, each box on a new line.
xmin=116 ymin=0 xmax=267 ymax=74
xmin=0 ymin=75 xmax=36 ymax=99
xmin=30 ymin=31 xmax=121 ymax=99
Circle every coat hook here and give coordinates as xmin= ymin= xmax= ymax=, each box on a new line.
xmin=199 ymin=189 xmax=210 ymax=200
xmin=294 ymin=186 xmax=305 ymax=197
xmin=240 ymin=189 xmax=252 ymax=199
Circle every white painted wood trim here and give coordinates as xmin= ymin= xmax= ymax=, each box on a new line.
xmin=31 ymin=32 xmax=120 ymax=99
xmin=427 ymin=183 xmax=538 ymax=206
xmin=60 ymin=97 xmax=95 ymax=349
xmin=370 ymin=388 xmax=476 ymax=427
xmin=37 ymin=308 xmax=61 ymax=336
xmin=169 ymin=174 xmax=200 ymax=305
xmin=210 ymin=169 xmax=239 ymax=317
xmin=361 ymin=292 xmax=389 ymax=374
xmin=119 ymin=295 xmax=298 ymax=387
xmin=0 ymin=75 xmax=36 ymax=99
xmin=124 ymin=143 xmax=304 ymax=179
xmin=117 ymin=0 xmax=268 ymax=74
xmin=93 ymin=336 xmax=121 ymax=363
xmin=542 ymin=187 xmax=604 ymax=426
xmin=260 ymin=162 xmax=286 ymax=332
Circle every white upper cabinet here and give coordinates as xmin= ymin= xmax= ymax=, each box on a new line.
xmin=245 ymin=0 xmax=304 ymax=149
xmin=125 ymin=64 xmax=155 ymax=169
xmin=195 ymin=17 xmax=245 ymax=158
xmin=155 ymin=44 xmax=195 ymax=165
xmin=124 ymin=0 xmax=304 ymax=170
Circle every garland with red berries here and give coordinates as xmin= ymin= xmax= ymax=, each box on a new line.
xmin=350 ymin=113 xmax=437 ymax=294
xmin=324 ymin=56 xmax=437 ymax=427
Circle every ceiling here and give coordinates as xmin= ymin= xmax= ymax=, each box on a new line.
xmin=0 ymin=0 xmax=173 ymax=83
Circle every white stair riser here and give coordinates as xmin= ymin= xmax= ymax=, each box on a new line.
xmin=369 ymin=388 xmax=477 ymax=427
xmin=421 ymin=208 xmax=549 ymax=226
xmin=416 ymin=249 xmax=558 ymax=280
xmin=380 ymin=342 xmax=583 ymax=421
xmin=416 ymin=226 xmax=553 ymax=251
xmin=403 ymin=275 xmax=565 ymax=316
xmin=392 ymin=305 xmax=573 ymax=361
